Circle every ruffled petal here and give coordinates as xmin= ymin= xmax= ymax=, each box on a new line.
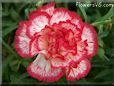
xmin=50 ymin=8 xmax=71 ymax=25
xmin=68 ymin=11 xmax=84 ymax=29
xmin=60 ymin=21 xmax=82 ymax=41
xmin=15 ymin=21 xmax=32 ymax=58
xmin=81 ymin=23 xmax=98 ymax=58
xmin=67 ymin=41 xmax=87 ymax=64
xmin=50 ymin=54 xmax=69 ymax=68
xmin=37 ymin=35 xmax=49 ymax=50
xmin=27 ymin=12 xmax=50 ymax=38
xmin=39 ymin=2 xmax=55 ymax=16
xmin=29 ymin=37 xmax=39 ymax=57
xmin=27 ymin=54 xmax=64 ymax=82
xmin=66 ymin=59 xmax=91 ymax=81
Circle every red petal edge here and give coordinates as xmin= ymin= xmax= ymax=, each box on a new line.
xmin=27 ymin=12 xmax=50 ymax=38
xmin=69 ymin=11 xmax=84 ymax=29
xmin=66 ymin=59 xmax=91 ymax=81
xmin=81 ymin=23 xmax=98 ymax=58
xmin=50 ymin=8 xmax=72 ymax=25
xmin=39 ymin=2 xmax=55 ymax=16
xmin=27 ymin=54 xmax=64 ymax=82
xmin=29 ymin=36 xmax=39 ymax=57
xmin=15 ymin=21 xmax=32 ymax=58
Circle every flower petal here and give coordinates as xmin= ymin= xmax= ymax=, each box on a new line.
xmin=50 ymin=55 xmax=69 ymax=68
xmin=39 ymin=2 xmax=55 ymax=16
xmin=50 ymin=8 xmax=71 ymax=25
xmin=15 ymin=21 xmax=32 ymax=58
xmin=71 ymin=18 xmax=84 ymax=29
xmin=29 ymin=37 xmax=39 ymax=57
xmin=60 ymin=21 xmax=82 ymax=41
xmin=37 ymin=35 xmax=49 ymax=50
xmin=81 ymin=23 xmax=98 ymax=58
xmin=66 ymin=59 xmax=91 ymax=81
xmin=65 ymin=41 xmax=88 ymax=64
xmin=27 ymin=54 xmax=64 ymax=82
xmin=27 ymin=12 xmax=50 ymax=38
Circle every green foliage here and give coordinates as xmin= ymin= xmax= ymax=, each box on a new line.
xmin=2 ymin=1 xmax=113 ymax=85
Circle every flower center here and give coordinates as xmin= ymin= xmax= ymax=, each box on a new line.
xmin=39 ymin=26 xmax=77 ymax=60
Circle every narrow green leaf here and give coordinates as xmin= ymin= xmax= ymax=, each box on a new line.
xmin=2 ymin=40 xmax=18 ymax=58
xmin=3 ymin=55 xmax=15 ymax=69
xmin=97 ymin=25 xmax=103 ymax=35
xmin=112 ymin=16 xmax=114 ymax=23
xmin=3 ymin=23 xmax=18 ymax=37
xmin=9 ymin=60 xmax=19 ymax=72
xmin=22 ymin=60 xmax=30 ymax=68
xmin=63 ymin=3 xmax=68 ymax=8
xmin=91 ymin=7 xmax=113 ymax=26
xmin=2 ymin=19 xmax=14 ymax=27
xmin=97 ymin=47 xmax=105 ymax=59
xmin=95 ymin=7 xmax=113 ymax=22
xmin=2 ymin=11 xmax=9 ymax=16
xmin=10 ymin=74 xmax=20 ymax=84
xmin=91 ymin=19 xmax=112 ymax=26
xmin=98 ymin=32 xmax=109 ymax=38
xmin=19 ymin=72 xmax=29 ymax=79
xmin=3 ymin=64 xmax=10 ymax=82
xmin=94 ymin=69 xmax=113 ymax=79
xmin=78 ymin=6 xmax=88 ymax=22
xmin=15 ymin=3 xmax=27 ymax=12
xmin=17 ymin=60 xmax=23 ymax=71
xmin=24 ymin=8 xmax=29 ymax=19
xmin=36 ymin=0 xmax=44 ymax=7
xmin=10 ymin=8 xmax=21 ymax=21
xmin=98 ymin=38 xmax=104 ymax=47
xmin=104 ymin=55 xmax=110 ymax=61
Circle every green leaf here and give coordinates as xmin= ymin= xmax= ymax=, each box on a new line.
xmin=98 ymin=32 xmax=109 ymax=38
xmin=97 ymin=47 xmax=105 ymax=59
xmin=3 ymin=64 xmax=10 ymax=82
xmin=97 ymin=25 xmax=103 ymax=33
xmin=78 ymin=6 xmax=88 ymax=22
xmin=9 ymin=7 xmax=21 ymax=21
xmin=2 ymin=40 xmax=18 ymax=58
xmin=94 ymin=69 xmax=113 ymax=79
xmin=104 ymin=55 xmax=110 ymax=61
xmin=36 ymin=0 xmax=44 ymax=7
xmin=3 ymin=23 xmax=18 ymax=37
xmin=17 ymin=60 xmax=23 ymax=71
xmin=19 ymin=72 xmax=29 ymax=79
xmin=91 ymin=19 xmax=112 ymax=26
xmin=10 ymin=74 xmax=38 ymax=84
xmin=22 ymin=59 xmax=30 ymax=68
xmin=112 ymin=16 xmax=114 ymax=23
xmin=94 ymin=7 xmax=113 ymax=22
xmin=63 ymin=3 xmax=68 ymax=8
xmin=91 ymin=6 xmax=113 ymax=26
xmin=9 ymin=60 xmax=19 ymax=72
xmin=98 ymin=38 xmax=104 ymax=47
xmin=2 ymin=11 xmax=9 ymax=16
xmin=14 ymin=3 xmax=28 ymax=13
xmin=2 ymin=19 xmax=14 ymax=27
xmin=3 ymin=55 xmax=15 ymax=69
xmin=24 ymin=8 xmax=30 ymax=19
xmin=10 ymin=74 xmax=20 ymax=84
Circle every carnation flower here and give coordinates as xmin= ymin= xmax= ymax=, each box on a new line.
xmin=14 ymin=3 xmax=98 ymax=82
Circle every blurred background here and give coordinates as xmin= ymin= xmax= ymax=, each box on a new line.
xmin=2 ymin=0 xmax=114 ymax=85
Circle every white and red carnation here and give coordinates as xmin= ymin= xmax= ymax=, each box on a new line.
xmin=14 ymin=3 xmax=98 ymax=82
